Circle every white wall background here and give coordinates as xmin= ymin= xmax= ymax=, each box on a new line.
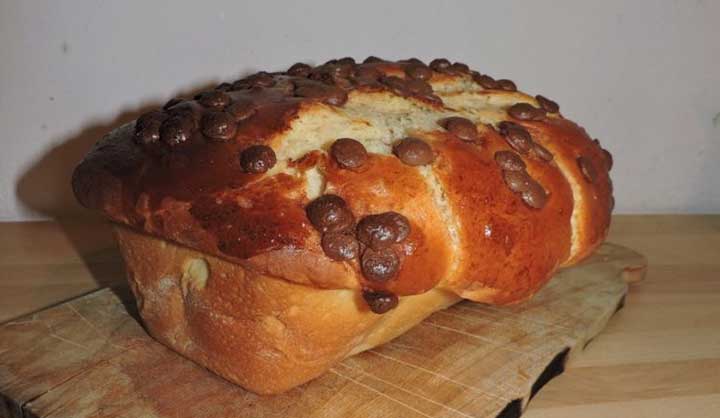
xmin=1 ymin=0 xmax=719 ymax=221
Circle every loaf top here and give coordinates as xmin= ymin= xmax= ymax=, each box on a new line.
xmin=72 ymin=57 xmax=613 ymax=306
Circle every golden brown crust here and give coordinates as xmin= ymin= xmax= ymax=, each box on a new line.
xmin=115 ymin=225 xmax=460 ymax=394
xmin=324 ymin=153 xmax=454 ymax=295
xmin=523 ymin=119 xmax=613 ymax=264
xmin=430 ymin=127 xmax=574 ymax=304
xmin=73 ymin=57 xmax=613 ymax=299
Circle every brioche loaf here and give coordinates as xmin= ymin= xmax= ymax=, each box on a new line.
xmin=72 ymin=57 xmax=613 ymax=394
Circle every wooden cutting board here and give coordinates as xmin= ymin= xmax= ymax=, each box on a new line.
xmin=0 ymin=243 xmax=645 ymax=418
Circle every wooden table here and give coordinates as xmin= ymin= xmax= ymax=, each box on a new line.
xmin=1 ymin=215 xmax=719 ymax=417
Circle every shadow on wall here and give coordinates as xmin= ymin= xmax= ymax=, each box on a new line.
xmin=14 ymin=81 xmax=217 ymax=297
xmin=16 ymin=109 xmax=150 ymax=219
xmin=14 ymin=106 xmax=156 ymax=305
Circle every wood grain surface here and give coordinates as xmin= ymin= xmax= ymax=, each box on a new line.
xmin=1 ymin=242 xmax=641 ymax=418
xmin=0 ymin=215 xmax=718 ymax=416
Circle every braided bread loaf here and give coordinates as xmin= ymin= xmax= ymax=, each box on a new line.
xmin=72 ymin=57 xmax=613 ymax=394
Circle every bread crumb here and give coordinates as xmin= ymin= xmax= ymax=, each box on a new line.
xmin=181 ymin=258 xmax=209 ymax=297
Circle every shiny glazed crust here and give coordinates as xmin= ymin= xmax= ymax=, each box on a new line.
xmin=73 ymin=57 xmax=613 ymax=393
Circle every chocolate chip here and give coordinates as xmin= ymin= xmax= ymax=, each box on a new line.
xmin=429 ymin=58 xmax=451 ymax=71
xmin=332 ymin=76 xmax=354 ymax=90
xmin=215 ymin=82 xmax=232 ymax=91
xmin=321 ymin=232 xmax=360 ymax=261
xmin=498 ymin=121 xmax=533 ymax=154
xmin=389 ymin=213 xmax=411 ymax=242
xmin=163 ymin=98 xmax=184 ymax=110
xmin=337 ymin=57 xmax=356 ymax=65
xmin=134 ymin=124 xmax=162 ymax=147
xmin=294 ymin=83 xmax=348 ymax=106
xmin=334 ymin=74 xmax=354 ymax=88
xmin=363 ymin=56 xmax=384 ymax=63
xmin=246 ymin=71 xmax=276 ymax=87
xmin=201 ymin=111 xmax=237 ymax=141
xmin=361 ymin=247 xmax=400 ymax=282
xmin=450 ymin=62 xmax=470 ymax=74
xmin=225 ymin=99 xmax=257 ymax=122
xmin=308 ymin=69 xmax=335 ymax=85
xmin=135 ymin=110 xmax=168 ymax=125
xmin=354 ymin=79 xmax=382 ymax=89
xmin=166 ymin=102 xmax=198 ymax=121
xmin=233 ymin=72 xmax=275 ymax=90
xmin=381 ymin=75 xmax=410 ymax=95
xmin=577 ymin=156 xmax=597 ymax=183
xmin=495 ymin=151 xmax=526 ymax=171
xmin=503 ymin=170 xmax=533 ymax=193
xmin=362 ymin=289 xmax=399 ymax=314
xmin=324 ymin=63 xmax=353 ymax=80
xmin=419 ymin=93 xmax=443 ymax=105
xmin=440 ymin=117 xmax=479 ymax=142
xmin=330 ymin=138 xmax=368 ymax=169
xmin=405 ymin=64 xmax=433 ymax=80
xmin=401 ymin=58 xmax=424 ymax=65
xmin=531 ymin=143 xmax=554 ymax=162
xmin=231 ymin=80 xmax=248 ymax=90
xmin=522 ymin=180 xmax=548 ymax=209
xmin=287 ymin=62 xmax=312 ymax=77
xmin=306 ymin=194 xmax=355 ymax=233
xmin=352 ymin=67 xmax=382 ymax=87
xmin=603 ymin=149 xmax=613 ymax=171
xmin=472 ymin=73 xmax=499 ymax=89
xmin=160 ymin=114 xmax=194 ymax=146
xmin=195 ymin=90 xmax=230 ymax=110
xmin=230 ymin=79 xmax=252 ymax=91
xmin=353 ymin=66 xmax=382 ymax=81
xmin=536 ymin=95 xmax=559 ymax=113
xmin=508 ymin=103 xmax=547 ymax=121
xmin=503 ymin=170 xmax=548 ymax=209
xmin=239 ymin=144 xmax=277 ymax=174
xmin=357 ymin=212 xmax=411 ymax=250
xmin=392 ymin=137 xmax=435 ymax=166
xmin=323 ymin=87 xmax=348 ymax=106
xmin=405 ymin=78 xmax=433 ymax=95
xmin=310 ymin=66 xmax=346 ymax=85
xmin=382 ymin=75 xmax=432 ymax=96
xmin=134 ymin=111 xmax=167 ymax=145
xmin=497 ymin=79 xmax=517 ymax=92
